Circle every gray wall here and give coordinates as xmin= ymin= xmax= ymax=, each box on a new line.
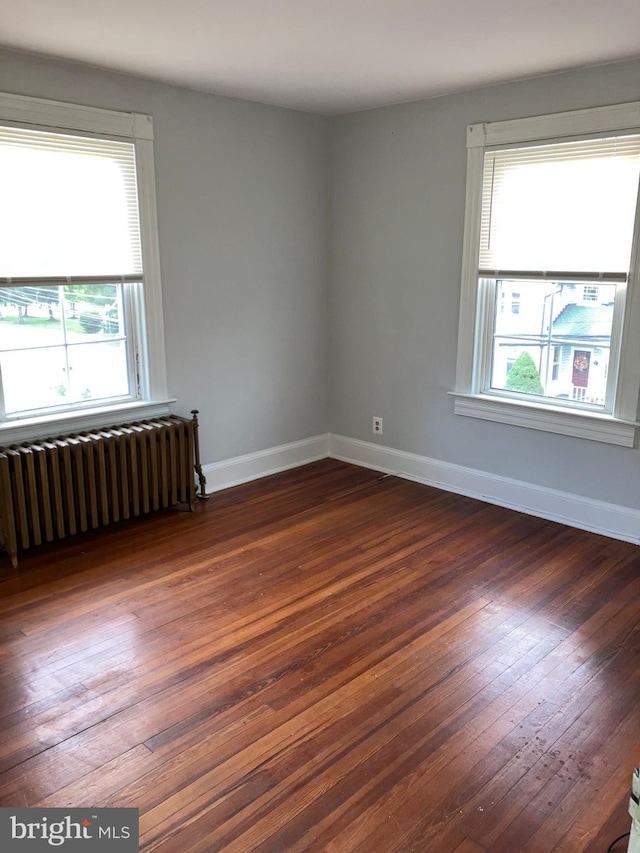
xmin=0 ymin=48 xmax=330 ymax=464
xmin=1 ymin=48 xmax=639 ymax=510
xmin=329 ymin=60 xmax=640 ymax=509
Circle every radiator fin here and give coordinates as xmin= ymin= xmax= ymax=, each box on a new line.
xmin=0 ymin=415 xmax=196 ymax=568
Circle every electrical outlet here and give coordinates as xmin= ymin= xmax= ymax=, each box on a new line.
xmin=372 ymin=416 xmax=383 ymax=436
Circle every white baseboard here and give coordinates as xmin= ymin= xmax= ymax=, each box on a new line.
xmin=202 ymin=434 xmax=329 ymax=493
xmin=200 ymin=432 xmax=639 ymax=545
xmin=328 ymin=433 xmax=640 ymax=546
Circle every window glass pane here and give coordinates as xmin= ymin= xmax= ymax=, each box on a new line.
xmin=0 ymin=286 xmax=65 ymax=348
xmin=0 ymin=283 xmax=132 ymax=416
xmin=67 ymin=341 xmax=130 ymax=403
xmin=0 ymin=346 xmax=68 ymax=413
xmin=490 ymin=279 xmax=615 ymax=407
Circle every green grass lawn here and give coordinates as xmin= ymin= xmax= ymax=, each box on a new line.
xmin=0 ymin=315 xmax=87 ymax=334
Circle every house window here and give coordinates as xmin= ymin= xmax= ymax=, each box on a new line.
xmin=0 ymin=93 xmax=168 ymax=438
xmin=551 ymin=346 xmax=561 ymax=382
xmin=453 ymin=102 xmax=640 ymax=446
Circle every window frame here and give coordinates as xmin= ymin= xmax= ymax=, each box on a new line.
xmin=452 ymin=101 xmax=640 ymax=447
xmin=0 ymin=92 xmax=170 ymax=444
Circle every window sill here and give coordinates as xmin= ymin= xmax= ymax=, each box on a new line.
xmin=0 ymin=399 xmax=176 ymax=446
xmin=450 ymin=392 xmax=638 ymax=447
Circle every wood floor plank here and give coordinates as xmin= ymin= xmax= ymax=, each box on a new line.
xmin=0 ymin=459 xmax=638 ymax=852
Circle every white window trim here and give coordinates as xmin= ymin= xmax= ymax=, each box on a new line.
xmin=452 ymin=101 xmax=640 ymax=447
xmin=0 ymin=93 xmax=171 ymax=444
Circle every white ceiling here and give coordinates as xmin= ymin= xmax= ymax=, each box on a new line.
xmin=1 ymin=0 xmax=639 ymax=115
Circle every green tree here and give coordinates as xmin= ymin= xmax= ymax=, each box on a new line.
xmin=0 ymin=286 xmax=38 ymax=322
xmin=30 ymin=285 xmax=59 ymax=320
xmin=0 ymin=285 xmax=63 ymax=322
xmin=79 ymin=311 xmax=103 ymax=333
xmin=65 ymin=283 xmax=114 ymax=319
xmin=505 ymin=351 xmax=544 ymax=395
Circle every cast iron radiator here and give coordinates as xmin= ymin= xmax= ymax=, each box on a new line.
xmin=0 ymin=413 xmax=205 ymax=568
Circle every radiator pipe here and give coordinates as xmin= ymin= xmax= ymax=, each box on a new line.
xmin=191 ymin=409 xmax=209 ymax=500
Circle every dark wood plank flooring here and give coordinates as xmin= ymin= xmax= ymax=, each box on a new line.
xmin=0 ymin=459 xmax=638 ymax=851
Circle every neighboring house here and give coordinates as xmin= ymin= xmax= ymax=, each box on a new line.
xmin=493 ymin=282 xmax=615 ymax=405
xmin=549 ymin=299 xmax=613 ymax=404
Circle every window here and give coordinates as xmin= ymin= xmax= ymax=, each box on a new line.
xmin=551 ymin=345 xmax=561 ymax=382
xmin=0 ymin=93 xmax=168 ymax=440
xmin=453 ymin=102 xmax=640 ymax=446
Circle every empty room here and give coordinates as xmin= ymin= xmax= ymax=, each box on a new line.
xmin=0 ymin=2 xmax=639 ymax=851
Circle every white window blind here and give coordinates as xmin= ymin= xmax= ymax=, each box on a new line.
xmin=0 ymin=126 xmax=142 ymax=281
xmin=479 ymin=134 xmax=640 ymax=278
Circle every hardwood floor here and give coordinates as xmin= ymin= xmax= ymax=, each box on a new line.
xmin=0 ymin=459 xmax=638 ymax=851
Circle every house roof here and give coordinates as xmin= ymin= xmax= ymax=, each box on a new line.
xmin=551 ymin=303 xmax=613 ymax=342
